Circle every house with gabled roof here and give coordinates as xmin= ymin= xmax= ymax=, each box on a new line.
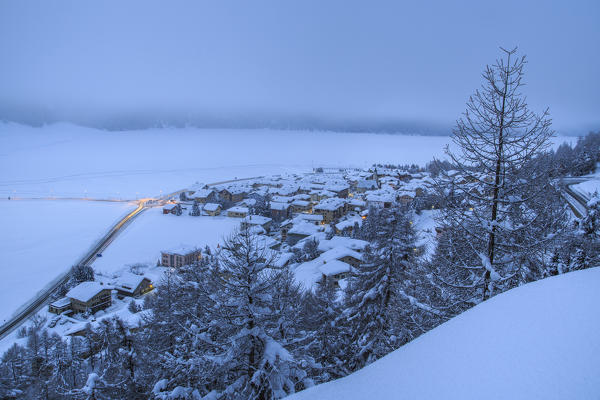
xmin=113 ymin=273 xmax=153 ymax=298
xmin=313 ymin=198 xmax=346 ymax=223
xmin=66 ymin=281 xmax=112 ymax=314
xmin=203 ymin=202 xmax=222 ymax=216
xmin=227 ymin=206 xmax=249 ymax=218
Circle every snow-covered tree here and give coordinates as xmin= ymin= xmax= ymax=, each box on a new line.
xmin=436 ymin=47 xmax=560 ymax=301
xmin=212 ymin=227 xmax=308 ymax=398
xmin=344 ymin=205 xmax=423 ymax=371
xmin=303 ymin=276 xmax=349 ymax=383
xmin=189 ymin=201 xmax=201 ymax=216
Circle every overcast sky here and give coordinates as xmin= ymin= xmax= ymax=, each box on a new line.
xmin=0 ymin=1 xmax=598 ymax=134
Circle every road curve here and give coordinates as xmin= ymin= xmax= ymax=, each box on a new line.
xmin=560 ymin=178 xmax=590 ymax=219
xmin=0 ymin=202 xmax=146 ymax=340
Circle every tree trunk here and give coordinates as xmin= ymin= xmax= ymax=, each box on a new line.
xmin=483 ymin=52 xmax=510 ymax=301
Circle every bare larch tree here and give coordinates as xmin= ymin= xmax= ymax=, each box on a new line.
xmin=435 ymin=47 xmax=560 ymax=302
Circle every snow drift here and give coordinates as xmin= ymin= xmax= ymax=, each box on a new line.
xmin=289 ymin=268 xmax=600 ymax=400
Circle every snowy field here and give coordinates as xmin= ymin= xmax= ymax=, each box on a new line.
xmin=290 ymin=267 xmax=600 ymax=400
xmin=92 ymin=208 xmax=239 ymax=277
xmin=0 ymin=122 xmax=576 ymax=200
xmin=0 ymin=199 xmax=134 ymax=324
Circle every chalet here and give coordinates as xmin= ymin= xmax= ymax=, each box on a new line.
xmin=203 ymin=202 xmax=222 ymax=216
xmin=319 ymin=247 xmax=363 ymax=268
xmin=161 ymin=246 xmax=202 ymax=268
xmin=347 ymin=198 xmax=367 ymax=212
xmin=270 ymin=185 xmax=300 ymax=197
xmin=227 ymin=206 xmax=249 ymax=218
xmin=66 ymin=281 xmax=112 ymax=314
xmin=270 ymin=202 xmax=291 ymax=220
xmin=366 ymin=193 xmax=394 ymax=209
xmin=190 ymin=188 xmax=217 ymax=203
xmin=309 ymin=189 xmax=335 ymax=202
xmin=271 ymin=195 xmax=293 ymax=204
xmin=318 ymin=236 xmax=369 ymax=253
xmin=291 ymin=199 xmax=312 ymax=213
xmin=220 ymin=187 xmax=248 ymax=203
xmin=113 ymin=274 xmax=153 ymax=298
xmin=241 ymin=215 xmax=273 ymax=233
xmin=286 ymin=221 xmax=322 ymax=245
xmin=334 ymin=217 xmax=363 ymax=235
xmin=49 ymin=297 xmax=72 ymax=315
xmin=313 ymin=198 xmax=346 ymax=223
xmin=163 ymin=203 xmax=181 ymax=215
xmin=319 ymin=259 xmax=352 ymax=283
xmin=296 ymin=213 xmax=324 ymax=225
xmin=325 ymin=184 xmax=350 ymax=198
xmin=356 ymin=179 xmax=379 ymax=193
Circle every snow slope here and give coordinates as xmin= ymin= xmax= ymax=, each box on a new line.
xmin=289 ymin=268 xmax=600 ymax=400
xmin=0 ymin=199 xmax=134 ymax=324
xmin=0 ymin=123 xmax=576 ymax=199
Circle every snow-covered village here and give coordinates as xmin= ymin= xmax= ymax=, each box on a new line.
xmin=1 ymin=2 xmax=599 ymax=399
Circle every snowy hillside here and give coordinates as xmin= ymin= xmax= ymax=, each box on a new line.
xmin=289 ymin=268 xmax=600 ymax=400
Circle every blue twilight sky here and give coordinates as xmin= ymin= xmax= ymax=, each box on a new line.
xmin=0 ymin=0 xmax=598 ymax=134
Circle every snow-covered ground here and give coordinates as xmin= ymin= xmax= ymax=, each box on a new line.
xmin=0 ymin=122 xmax=576 ymax=199
xmin=289 ymin=268 xmax=600 ymax=400
xmin=92 ymin=208 xmax=239 ymax=277
xmin=0 ymin=199 xmax=134 ymax=324
xmin=572 ymin=166 xmax=600 ymax=199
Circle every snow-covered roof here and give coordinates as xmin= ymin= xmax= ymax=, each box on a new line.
xmin=271 ymin=202 xmax=290 ymax=210
xmin=187 ymin=182 xmax=207 ymax=192
xmin=366 ymin=193 xmax=394 ymax=202
xmin=296 ymin=214 xmax=323 ymax=222
xmin=114 ymin=273 xmax=149 ymax=291
xmin=349 ymin=198 xmax=366 ymax=206
xmin=357 ymin=179 xmax=379 ymax=189
xmin=163 ymin=204 xmax=177 ymax=210
xmin=335 ymin=217 xmax=364 ymax=232
xmin=292 ymin=200 xmax=310 ymax=207
xmin=288 ymin=221 xmax=322 ymax=236
xmin=242 ymin=215 xmax=272 ymax=225
xmin=50 ymin=297 xmax=71 ymax=308
xmin=325 ymin=184 xmax=350 ymax=193
xmin=227 ymin=206 xmax=249 ymax=213
xmin=163 ymin=244 xmax=199 ymax=255
xmin=319 ymin=259 xmax=352 ymax=276
xmin=314 ymin=197 xmax=346 ymax=211
xmin=271 ymin=195 xmax=293 ymax=203
xmin=293 ymin=194 xmax=311 ymax=201
xmin=319 ymin=246 xmax=362 ymax=262
xmin=203 ymin=202 xmax=221 ymax=212
xmin=190 ymin=188 xmax=214 ymax=198
xmin=66 ymin=281 xmax=110 ymax=303
xmin=319 ymin=236 xmax=369 ymax=252
xmin=240 ymin=198 xmax=257 ymax=206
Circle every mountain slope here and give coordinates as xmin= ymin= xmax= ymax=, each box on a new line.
xmin=289 ymin=268 xmax=600 ymax=400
